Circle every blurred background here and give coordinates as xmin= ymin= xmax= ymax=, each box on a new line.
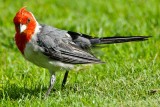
xmin=0 ymin=0 xmax=160 ymax=106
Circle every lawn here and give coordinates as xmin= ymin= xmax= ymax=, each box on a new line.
xmin=0 ymin=0 xmax=160 ymax=106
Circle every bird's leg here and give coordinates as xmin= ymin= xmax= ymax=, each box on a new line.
xmin=45 ymin=73 xmax=56 ymax=97
xmin=61 ymin=71 xmax=69 ymax=88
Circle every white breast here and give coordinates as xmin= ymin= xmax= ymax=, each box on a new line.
xmin=24 ymin=38 xmax=74 ymax=71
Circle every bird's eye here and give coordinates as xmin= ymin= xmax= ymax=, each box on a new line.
xmin=27 ymin=18 xmax=30 ymax=23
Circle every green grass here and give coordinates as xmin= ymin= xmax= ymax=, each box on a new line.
xmin=0 ymin=0 xmax=160 ymax=106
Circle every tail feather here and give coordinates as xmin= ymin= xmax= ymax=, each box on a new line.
xmin=90 ymin=36 xmax=151 ymax=45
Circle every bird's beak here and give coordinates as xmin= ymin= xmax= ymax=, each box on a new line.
xmin=20 ymin=24 xmax=27 ymax=33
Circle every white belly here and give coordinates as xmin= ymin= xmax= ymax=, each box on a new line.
xmin=24 ymin=41 xmax=74 ymax=71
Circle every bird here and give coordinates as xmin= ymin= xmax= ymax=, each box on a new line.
xmin=13 ymin=7 xmax=150 ymax=97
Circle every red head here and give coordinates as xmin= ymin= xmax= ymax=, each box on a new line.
xmin=13 ymin=7 xmax=37 ymax=54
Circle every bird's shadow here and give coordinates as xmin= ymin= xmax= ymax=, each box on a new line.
xmin=0 ymin=84 xmax=48 ymax=100
xmin=0 ymin=83 xmax=80 ymax=100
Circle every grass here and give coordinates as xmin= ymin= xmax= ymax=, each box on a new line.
xmin=0 ymin=0 xmax=160 ymax=106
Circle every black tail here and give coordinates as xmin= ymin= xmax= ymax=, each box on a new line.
xmin=90 ymin=36 xmax=150 ymax=45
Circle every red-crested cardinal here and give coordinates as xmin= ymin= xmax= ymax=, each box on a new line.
xmin=13 ymin=7 xmax=150 ymax=97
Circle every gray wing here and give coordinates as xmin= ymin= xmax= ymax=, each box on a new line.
xmin=37 ymin=25 xmax=102 ymax=64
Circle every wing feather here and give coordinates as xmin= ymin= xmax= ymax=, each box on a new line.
xmin=37 ymin=26 xmax=102 ymax=64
